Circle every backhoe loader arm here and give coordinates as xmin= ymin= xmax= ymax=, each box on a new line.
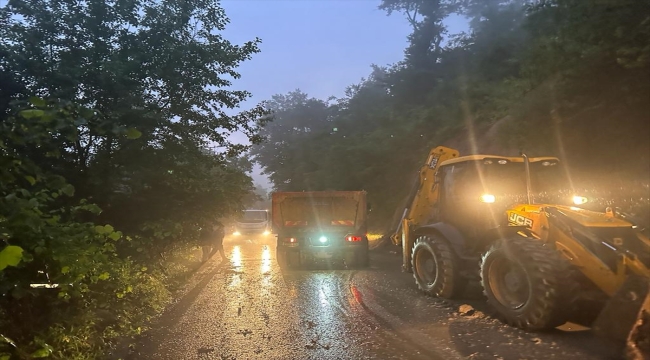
xmin=389 ymin=146 xmax=459 ymax=271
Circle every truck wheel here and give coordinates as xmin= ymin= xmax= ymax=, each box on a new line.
xmin=480 ymin=237 xmax=572 ymax=330
xmin=411 ymin=235 xmax=465 ymax=299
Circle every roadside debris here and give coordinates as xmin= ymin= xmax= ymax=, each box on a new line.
xmin=237 ymin=329 xmax=253 ymax=337
xmin=459 ymin=304 xmax=475 ymax=316
xmin=197 ymin=347 xmax=215 ymax=354
xmin=305 ymin=336 xmax=331 ymax=350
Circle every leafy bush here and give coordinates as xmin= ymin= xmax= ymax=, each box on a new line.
xmin=1 ymin=0 xmax=268 ymax=356
xmin=0 ymin=99 xmax=155 ymax=358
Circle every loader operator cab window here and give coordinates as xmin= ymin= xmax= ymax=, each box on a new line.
xmin=439 ymin=163 xmax=479 ymax=226
xmin=439 ymin=158 xmax=574 ymax=232
xmin=439 ymin=160 xmax=532 ymax=227
xmin=528 ymin=160 xmax=570 ymax=204
xmin=445 ymin=160 xmax=567 ymax=203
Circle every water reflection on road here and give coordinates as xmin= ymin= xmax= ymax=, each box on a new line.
xmin=131 ymin=234 xmax=617 ymax=360
xmin=135 ymin=234 xmax=397 ymax=359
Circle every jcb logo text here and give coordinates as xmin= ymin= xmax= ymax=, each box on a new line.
xmin=509 ymin=213 xmax=533 ymax=227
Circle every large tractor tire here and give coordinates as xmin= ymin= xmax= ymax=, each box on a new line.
xmin=411 ymin=234 xmax=466 ymax=299
xmin=480 ymin=237 xmax=573 ymax=330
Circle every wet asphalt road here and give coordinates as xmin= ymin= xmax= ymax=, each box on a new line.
xmin=127 ymin=236 xmax=624 ymax=360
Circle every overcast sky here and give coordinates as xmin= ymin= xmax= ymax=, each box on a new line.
xmin=219 ymin=0 xmax=468 ymax=190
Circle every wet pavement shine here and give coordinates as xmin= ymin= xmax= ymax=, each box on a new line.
xmin=127 ymin=235 xmax=624 ymax=360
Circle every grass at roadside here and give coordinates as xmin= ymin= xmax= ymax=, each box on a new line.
xmin=0 ymin=245 xmax=206 ymax=360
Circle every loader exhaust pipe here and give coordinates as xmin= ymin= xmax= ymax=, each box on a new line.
xmin=521 ymin=152 xmax=533 ymax=204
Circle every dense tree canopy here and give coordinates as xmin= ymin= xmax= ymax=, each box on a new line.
xmin=253 ymin=0 xmax=650 ymax=230
xmin=0 ymin=0 xmax=268 ymax=230
xmin=0 ymin=0 xmax=267 ymax=357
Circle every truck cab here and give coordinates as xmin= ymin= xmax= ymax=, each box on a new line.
xmin=233 ymin=209 xmax=271 ymax=237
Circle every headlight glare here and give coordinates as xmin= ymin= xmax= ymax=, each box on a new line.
xmin=480 ymin=194 xmax=496 ymax=203
xmin=572 ymin=196 xmax=588 ymax=205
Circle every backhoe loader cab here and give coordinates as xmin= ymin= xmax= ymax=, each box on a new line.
xmin=395 ymin=146 xmax=649 ymax=357
xmin=434 ymin=156 xmax=563 ymax=237
xmin=401 ymin=154 xmax=565 ymax=267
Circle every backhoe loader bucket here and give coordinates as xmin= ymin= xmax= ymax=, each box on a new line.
xmin=592 ymin=274 xmax=650 ymax=360
xmin=626 ymin=287 xmax=650 ymax=360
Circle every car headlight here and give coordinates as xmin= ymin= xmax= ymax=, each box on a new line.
xmin=233 ymin=231 xmax=241 ymax=236
xmin=318 ymin=236 xmax=328 ymax=243
xmin=263 ymin=230 xmax=271 ymax=236
xmin=572 ymin=195 xmax=588 ymax=205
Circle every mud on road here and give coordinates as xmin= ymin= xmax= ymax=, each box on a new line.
xmin=123 ymin=235 xmax=623 ymax=360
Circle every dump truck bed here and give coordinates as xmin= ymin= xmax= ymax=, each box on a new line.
xmin=272 ymin=191 xmax=369 ymax=268
xmin=272 ymin=191 xmax=367 ymax=232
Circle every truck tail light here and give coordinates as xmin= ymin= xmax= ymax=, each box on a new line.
xmin=345 ymin=235 xmax=363 ymax=242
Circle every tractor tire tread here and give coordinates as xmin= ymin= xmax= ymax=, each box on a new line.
xmin=412 ymin=235 xmax=466 ymax=299
xmin=480 ymin=237 xmax=576 ymax=331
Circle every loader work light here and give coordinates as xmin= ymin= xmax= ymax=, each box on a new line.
xmin=480 ymin=194 xmax=496 ymax=203
xmin=572 ymin=195 xmax=588 ymax=205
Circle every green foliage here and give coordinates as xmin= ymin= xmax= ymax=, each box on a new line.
xmin=0 ymin=100 xmax=167 ymax=359
xmin=0 ymin=0 xmax=268 ymax=357
xmin=503 ymin=0 xmax=650 ymax=173
xmin=0 ymin=0 xmax=269 ymax=239
xmin=0 ymin=246 xmax=23 ymax=271
xmin=251 ymin=90 xmax=334 ymax=190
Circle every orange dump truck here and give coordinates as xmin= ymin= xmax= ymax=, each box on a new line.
xmin=272 ymin=191 xmax=369 ymax=268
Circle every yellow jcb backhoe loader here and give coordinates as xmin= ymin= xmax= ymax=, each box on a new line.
xmin=391 ymin=146 xmax=650 ymax=358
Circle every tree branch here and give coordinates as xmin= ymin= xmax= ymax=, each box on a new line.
xmin=405 ymin=4 xmax=421 ymax=31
